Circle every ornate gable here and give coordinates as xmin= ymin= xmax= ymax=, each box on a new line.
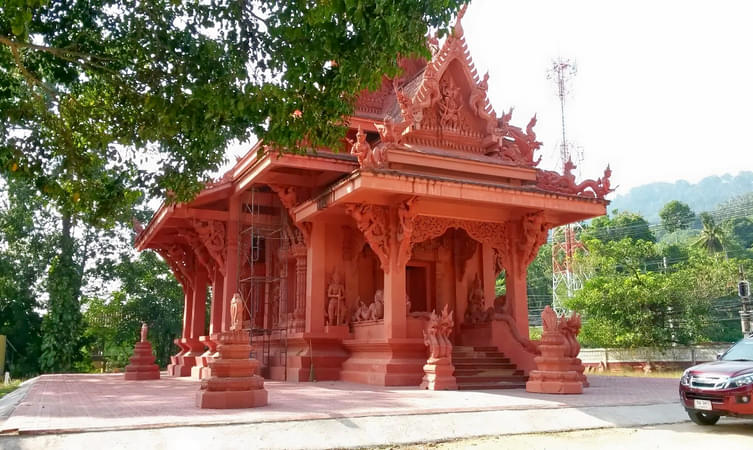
xmin=352 ymin=6 xmax=543 ymax=168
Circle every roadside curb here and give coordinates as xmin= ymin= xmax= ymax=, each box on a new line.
xmin=0 ymin=377 xmax=38 ymax=430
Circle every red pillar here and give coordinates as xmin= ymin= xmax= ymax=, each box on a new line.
xmin=306 ymin=221 xmax=326 ymax=334
xmin=482 ymin=244 xmax=496 ymax=310
xmin=292 ymin=245 xmax=307 ymax=332
xmin=181 ymin=287 xmax=194 ymax=345
xmin=223 ymin=196 xmax=241 ymax=332
xmin=188 ymin=267 xmax=207 ymax=350
xmin=506 ymin=256 xmax=529 ymax=338
xmin=209 ymin=270 xmax=224 ymax=335
xmin=383 ymin=258 xmax=407 ymax=339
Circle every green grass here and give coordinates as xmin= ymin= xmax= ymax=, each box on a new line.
xmin=595 ymin=369 xmax=685 ymax=379
xmin=0 ymin=380 xmax=22 ymax=399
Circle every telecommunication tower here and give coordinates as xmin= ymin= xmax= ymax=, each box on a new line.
xmin=547 ymin=58 xmax=585 ymax=312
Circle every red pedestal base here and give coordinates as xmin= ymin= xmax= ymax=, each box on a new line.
xmin=341 ymin=339 xmax=426 ymax=386
xmin=420 ymin=360 xmax=457 ymax=390
xmin=282 ymin=334 xmax=349 ymax=382
xmin=196 ymin=330 xmax=268 ymax=409
xmin=526 ymin=357 xmax=583 ymax=394
xmin=124 ymin=341 xmax=160 ymax=381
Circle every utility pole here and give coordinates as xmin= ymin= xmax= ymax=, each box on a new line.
xmin=739 ymin=265 xmax=751 ymax=337
xmin=548 ymin=58 xmax=585 ymax=312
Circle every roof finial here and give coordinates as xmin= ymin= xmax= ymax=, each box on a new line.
xmin=453 ymin=3 xmax=469 ymax=36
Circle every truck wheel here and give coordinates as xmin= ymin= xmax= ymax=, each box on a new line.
xmin=687 ymin=409 xmax=720 ymax=425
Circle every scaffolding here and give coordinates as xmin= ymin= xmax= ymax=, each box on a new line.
xmin=238 ymin=186 xmax=288 ymax=379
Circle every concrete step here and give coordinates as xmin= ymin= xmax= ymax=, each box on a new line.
xmin=455 ymin=375 xmax=527 ymax=384
xmin=454 ymin=362 xmax=517 ymax=370
xmin=453 ymin=368 xmax=523 ymax=376
xmin=456 ymin=381 xmax=527 ymax=390
xmin=452 ymin=357 xmax=511 ymax=364
xmin=472 ymin=346 xmax=499 ymax=352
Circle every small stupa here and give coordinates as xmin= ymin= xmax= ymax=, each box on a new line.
xmin=124 ymin=322 xmax=160 ymax=380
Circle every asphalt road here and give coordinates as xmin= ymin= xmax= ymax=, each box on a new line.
xmin=2 ymin=419 xmax=751 ymax=450
xmin=398 ymin=420 xmax=753 ymax=450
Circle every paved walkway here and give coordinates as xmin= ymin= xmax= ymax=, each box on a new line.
xmin=0 ymin=373 xmax=690 ymax=448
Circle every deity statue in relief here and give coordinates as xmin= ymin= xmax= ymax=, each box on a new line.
xmin=230 ymin=293 xmax=243 ymax=331
xmin=368 ymin=289 xmax=385 ymax=321
xmin=326 ymin=272 xmax=346 ymax=325
xmin=465 ymin=275 xmax=492 ymax=325
xmin=352 ymin=297 xmax=370 ymax=323
xmin=269 ymin=285 xmax=281 ymax=327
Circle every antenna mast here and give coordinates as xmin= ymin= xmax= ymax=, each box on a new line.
xmin=548 ymin=58 xmax=585 ymax=312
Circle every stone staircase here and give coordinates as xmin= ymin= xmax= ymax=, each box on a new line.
xmin=452 ymin=345 xmax=528 ymax=390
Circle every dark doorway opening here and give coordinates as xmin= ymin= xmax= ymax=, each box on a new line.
xmin=406 ymin=265 xmax=428 ymax=312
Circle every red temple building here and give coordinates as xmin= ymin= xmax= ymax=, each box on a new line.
xmin=134 ymin=13 xmax=611 ymax=393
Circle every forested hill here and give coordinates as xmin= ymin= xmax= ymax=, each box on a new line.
xmin=608 ymin=171 xmax=753 ymax=222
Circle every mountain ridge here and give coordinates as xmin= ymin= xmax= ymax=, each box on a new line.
xmin=607 ymin=171 xmax=753 ymax=223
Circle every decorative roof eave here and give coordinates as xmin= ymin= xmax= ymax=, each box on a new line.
xmin=293 ymin=168 xmax=607 ymax=226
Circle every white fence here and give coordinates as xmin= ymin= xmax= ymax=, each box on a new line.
xmin=579 ymin=344 xmax=732 ymax=370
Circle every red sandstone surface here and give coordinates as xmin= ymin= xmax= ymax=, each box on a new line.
xmin=1 ymin=374 xmax=677 ymax=435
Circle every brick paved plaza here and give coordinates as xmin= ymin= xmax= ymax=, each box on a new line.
xmin=1 ymin=374 xmax=678 ymax=435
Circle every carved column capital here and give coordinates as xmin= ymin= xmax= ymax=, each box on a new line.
xmin=192 ymin=219 xmax=226 ymax=275
xmin=345 ymin=202 xmax=392 ymax=273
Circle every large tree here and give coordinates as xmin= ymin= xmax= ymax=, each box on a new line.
xmin=1 ymin=0 xmax=465 ymax=222
xmin=659 ymin=200 xmax=695 ymax=233
xmin=0 ymin=177 xmax=52 ymax=376
xmin=565 ymin=241 xmax=746 ymax=348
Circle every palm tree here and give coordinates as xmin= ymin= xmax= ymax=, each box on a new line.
xmin=693 ymin=212 xmax=727 ymax=256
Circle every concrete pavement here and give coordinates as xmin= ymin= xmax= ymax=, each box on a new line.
xmin=0 ymin=373 xmax=692 ymax=449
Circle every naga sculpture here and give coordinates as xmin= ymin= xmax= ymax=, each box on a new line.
xmin=537 ymin=158 xmax=614 ymax=199
xmin=423 ymin=305 xmax=454 ymax=362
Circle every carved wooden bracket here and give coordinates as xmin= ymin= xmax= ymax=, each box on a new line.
xmin=178 ymin=229 xmax=214 ymax=278
xmin=411 ymin=216 xmax=508 ymax=250
xmin=493 ymin=211 xmax=552 ymax=273
xmin=155 ymin=244 xmax=194 ymax=290
xmin=192 ymin=219 xmax=226 ymax=275
xmin=269 ymin=184 xmax=312 ymax=246
xmin=345 ymin=203 xmax=392 ymax=272
xmin=396 ymin=197 xmax=417 ymax=267
xmin=519 ymin=211 xmax=552 ymax=267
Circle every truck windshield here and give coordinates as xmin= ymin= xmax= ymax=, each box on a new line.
xmin=722 ymin=339 xmax=753 ymax=361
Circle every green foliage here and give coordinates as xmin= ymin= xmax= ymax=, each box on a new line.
xmin=40 ymin=214 xmax=86 ymax=373
xmin=583 ymin=210 xmax=655 ymax=243
xmin=0 ymin=379 xmax=22 ymax=399
xmin=1 ymin=0 xmax=465 ymax=222
xmin=693 ymin=212 xmax=727 ymax=255
xmin=723 ymin=216 xmax=753 ymax=250
xmin=659 ymin=200 xmax=695 ymax=233
xmin=84 ymin=250 xmax=184 ymax=369
xmin=0 ymin=177 xmax=51 ymax=377
xmin=567 ymin=235 xmax=749 ymax=348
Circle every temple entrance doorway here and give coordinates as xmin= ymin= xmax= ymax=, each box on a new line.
xmin=406 ymin=263 xmax=433 ymax=313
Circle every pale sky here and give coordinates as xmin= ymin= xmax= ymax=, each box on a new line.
xmin=227 ymin=0 xmax=753 ymax=197
xmin=463 ymin=0 xmax=753 ymax=195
